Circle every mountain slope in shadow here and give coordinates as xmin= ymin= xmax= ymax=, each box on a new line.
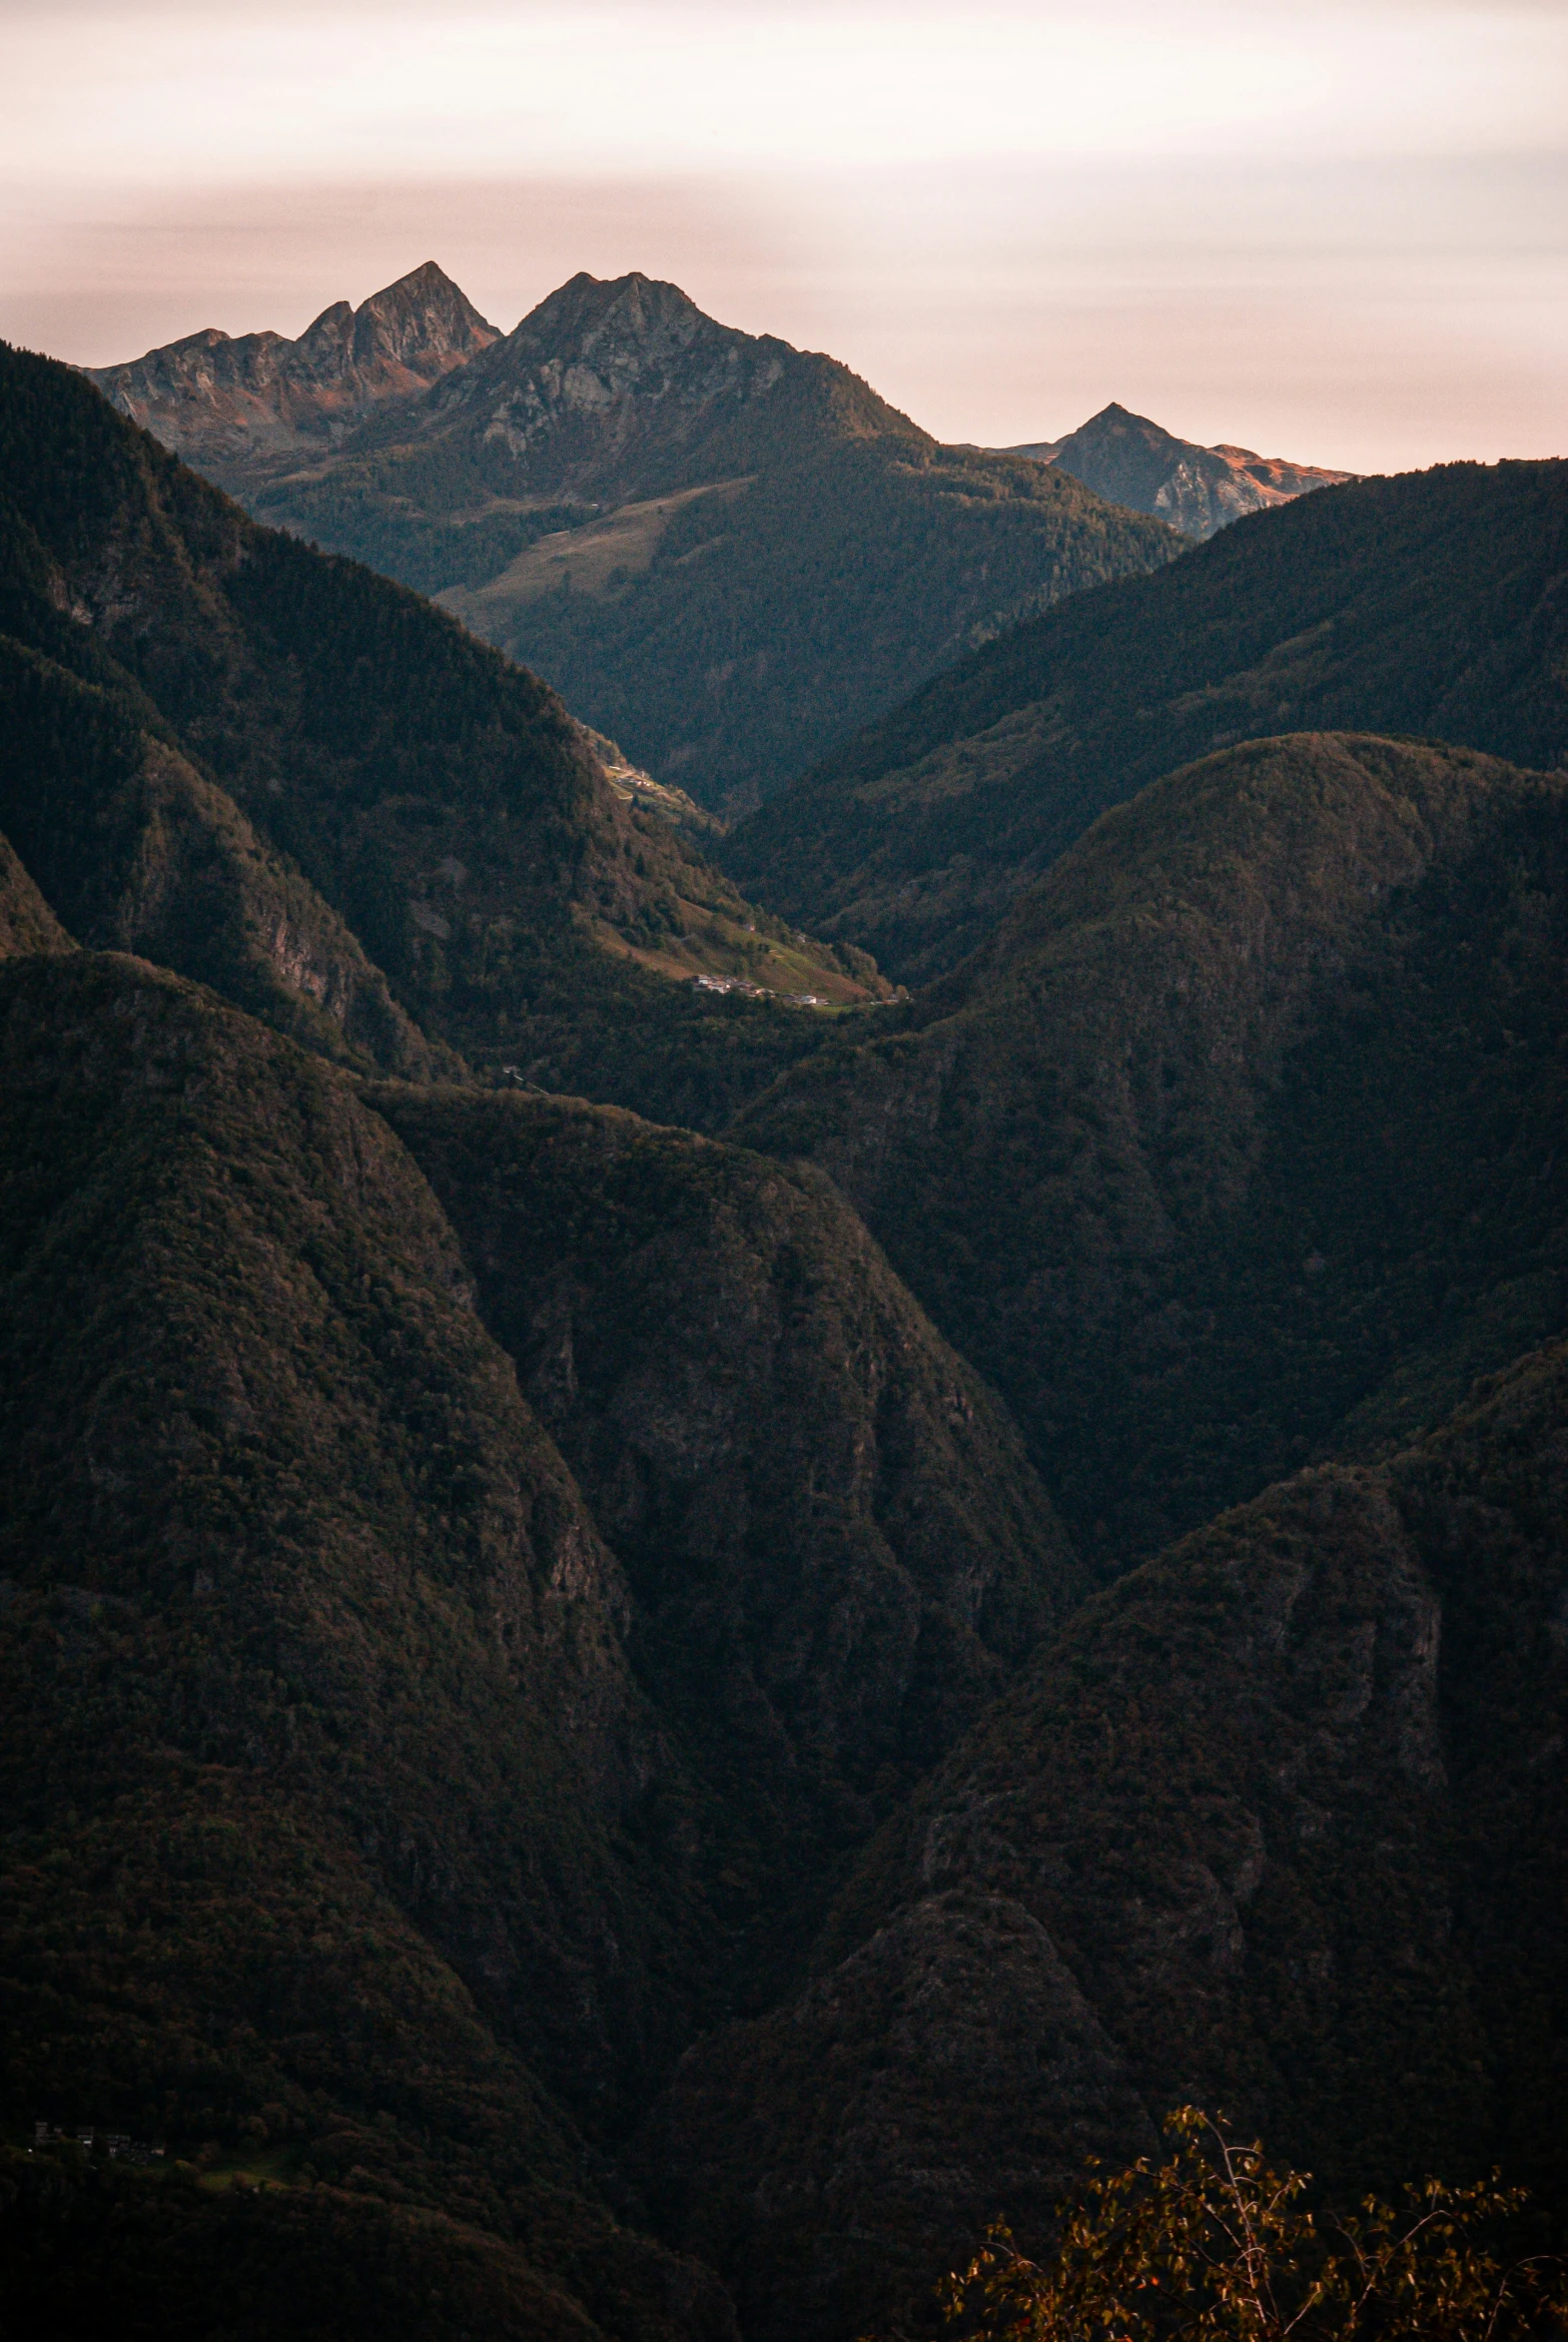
xmin=2 ymin=337 xmax=883 ymax=1127
xmin=735 ymin=732 xmax=1568 ymax=1558
xmin=719 ymin=456 xmax=1568 ymax=980
xmin=667 ymin=1334 xmax=1568 ymax=2340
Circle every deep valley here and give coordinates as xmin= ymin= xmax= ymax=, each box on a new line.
xmin=2 ymin=292 xmax=1565 ymax=2342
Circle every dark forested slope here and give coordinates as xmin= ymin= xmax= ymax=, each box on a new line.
xmin=0 ymin=339 xmax=880 ymax=1128
xmin=0 ymin=946 xmax=723 ymax=2340
xmin=0 ymin=938 xmax=1080 ymax=2335
xmin=721 ymin=457 xmax=1568 ymax=979
xmin=736 ymin=734 xmax=1568 ymax=1558
xmin=0 ymin=824 xmax=74 ymax=956
xmin=667 ymin=1336 xmax=1568 ymax=2341
xmin=1 ymin=639 xmax=450 ymax=1079
xmin=119 ymin=271 xmax=1180 ymax=813
xmin=372 ymin=1086 xmax=1078 ymax=1989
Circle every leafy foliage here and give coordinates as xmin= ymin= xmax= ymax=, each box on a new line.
xmin=941 ymin=2110 xmax=1564 ymax=2342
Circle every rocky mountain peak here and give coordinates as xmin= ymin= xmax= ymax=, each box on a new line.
xmin=1004 ymin=398 xmax=1353 ymax=538
xmin=351 ymin=258 xmax=498 ymax=367
xmin=84 ymin=260 xmax=498 ymax=469
xmin=419 ymin=267 xmax=922 ymax=500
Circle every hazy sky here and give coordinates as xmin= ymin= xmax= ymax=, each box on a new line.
xmin=3 ymin=0 xmax=1564 ymax=468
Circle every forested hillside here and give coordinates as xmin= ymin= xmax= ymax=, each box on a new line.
xmin=735 ymin=734 xmax=1568 ymax=1557
xmin=6 ymin=265 xmax=1567 ymax=2342
xmin=0 ymin=950 xmax=706 ymax=2339
xmin=0 ymin=338 xmax=883 ymax=1129
xmin=0 ymin=940 xmax=1076 ymax=2337
xmin=371 ymin=1085 xmax=1078 ymax=1998
xmin=668 ymin=1336 xmax=1568 ymax=2338
xmin=720 ymin=457 xmax=1568 ymax=978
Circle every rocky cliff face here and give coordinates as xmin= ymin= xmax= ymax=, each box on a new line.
xmin=391 ymin=270 xmax=921 ymax=505
xmin=84 ymin=262 xmax=498 ymax=468
xmin=665 ymin=1337 xmax=1568 ymax=2340
xmin=1009 ymin=402 xmax=1354 ymax=539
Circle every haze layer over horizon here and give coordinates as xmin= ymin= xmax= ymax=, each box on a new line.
xmin=3 ymin=0 xmax=1563 ymax=472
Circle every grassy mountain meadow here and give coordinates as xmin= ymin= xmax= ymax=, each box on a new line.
xmin=93 ymin=268 xmax=1181 ymax=815
xmin=2 ymin=310 xmax=1566 ymax=2342
xmin=721 ymin=455 xmax=1568 ymax=978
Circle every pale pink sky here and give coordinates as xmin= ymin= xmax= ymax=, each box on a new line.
xmin=2 ymin=0 xmax=1564 ymax=471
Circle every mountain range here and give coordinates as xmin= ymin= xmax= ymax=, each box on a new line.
xmin=87 ymin=265 xmax=1180 ymax=813
xmin=1005 ymin=399 xmax=1355 ymax=538
xmin=4 ymin=286 xmax=1567 ymax=2342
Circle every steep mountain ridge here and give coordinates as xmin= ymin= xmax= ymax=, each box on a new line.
xmin=0 ymin=339 xmax=880 ymax=1127
xmin=734 ymin=733 xmax=1568 ymax=1556
xmin=370 ymin=1084 xmax=1079 ymax=1992
xmin=666 ymin=1335 xmax=1568 ymax=2339
xmin=719 ymin=456 xmax=1568 ymax=980
xmin=384 ymin=269 xmax=923 ymax=503
xmin=1007 ymin=400 xmax=1354 ymax=539
xmin=105 ymin=268 xmax=1180 ymax=812
xmin=1 ymin=638 xmax=450 ymax=1078
xmin=8 ymin=271 xmax=1568 ymax=2342
xmin=0 ymin=825 xmax=74 ymax=957
xmin=85 ymin=262 xmax=499 ymax=467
